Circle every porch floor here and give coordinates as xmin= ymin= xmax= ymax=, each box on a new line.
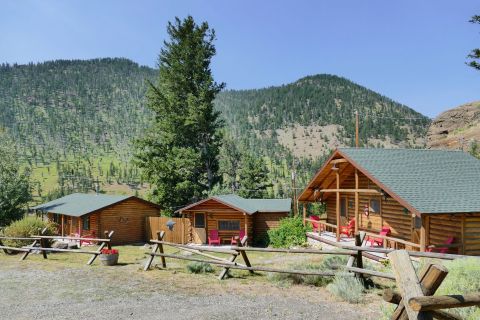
xmin=307 ymin=231 xmax=388 ymax=260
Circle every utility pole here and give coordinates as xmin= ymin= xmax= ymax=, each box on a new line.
xmin=355 ymin=110 xmax=359 ymax=148
xmin=291 ymin=161 xmax=298 ymax=217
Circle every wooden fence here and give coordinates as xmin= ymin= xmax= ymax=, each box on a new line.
xmin=145 ymin=216 xmax=190 ymax=244
xmin=0 ymin=229 xmax=114 ymax=265
xmin=144 ymin=232 xmax=480 ymax=319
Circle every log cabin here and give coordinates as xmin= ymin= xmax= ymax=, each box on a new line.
xmin=178 ymin=194 xmax=291 ymax=246
xmin=33 ymin=193 xmax=160 ymax=245
xmin=298 ymin=148 xmax=480 ymax=255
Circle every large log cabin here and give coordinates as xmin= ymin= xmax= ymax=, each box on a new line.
xmin=178 ymin=194 xmax=291 ymax=245
xmin=298 ymin=148 xmax=480 ymax=255
xmin=33 ymin=193 xmax=160 ymax=245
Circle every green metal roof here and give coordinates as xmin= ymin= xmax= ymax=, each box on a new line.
xmin=338 ymin=148 xmax=480 ymax=214
xmin=213 ymin=194 xmax=292 ymax=214
xmin=32 ymin=193 xmax=131 ymax=217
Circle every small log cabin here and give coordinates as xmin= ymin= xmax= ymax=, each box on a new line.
xmin=298 ymin=148 xmax=480 ymax=255
xmin=178 ymin=194 xmax=291 ymax=245
xmin=33 ymin=193 xmax=160 ymax=245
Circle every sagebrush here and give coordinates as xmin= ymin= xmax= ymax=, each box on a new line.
xmin=327 ymin=273 xmax=364 ymax=304
xmin=186 ymin=262 xmax=214 ymax=274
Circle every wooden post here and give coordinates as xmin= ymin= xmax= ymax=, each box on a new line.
xmin=21 ymin=228 xmax=47 ymax=261
xmin=461 ymin=215 xmax=465 ymax=255
xmin=218 ymin=236 xmax=250 ymax=280
xmin=355 ymin=110 xmax=359 ymax=148
xmin=156 ymin=231 xmax=166 ymax=268
xmin=244 ymin=213 xmax=248 ymax=246
xmin=354 ymin=233 xmax=364 ymax=283
xmin=336 ymin=171 xmax=340 ymax=241
xmin=420 ymin=216 xmax=426 ymax=252
xmin=61 ymin=215 xmax=64 ymax=237
xmin=354 ymin=169 xmax=359 ymax=235
xmin=347 ymin=232 xmax=365 ymax=268
xmin=391 ymin=263 xmax=449 ymax=320
xmin=302 ymin=204 xmax=307 ymax=227
xmin=236 ymin=236 xmax=253 ymax=274
xmin=182 ymin=213 xmax=185 ymax=245
xmin=409 ymin=293 xmax=480 ymax=312
xmin=87 ymin=230 xmax=114 ymax=265
xmin=388 ymin=250 xmax=433 ymax=320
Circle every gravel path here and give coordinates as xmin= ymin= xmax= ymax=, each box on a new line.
xmin=0 ymin=260 xmax=381 ymax=320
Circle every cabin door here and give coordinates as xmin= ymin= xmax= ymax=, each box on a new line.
xmin=192 ymin=212 xmax=206 ymax=244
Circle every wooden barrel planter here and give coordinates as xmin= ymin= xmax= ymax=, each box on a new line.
xmin=99 ymin=249 xmax=119 ymax=266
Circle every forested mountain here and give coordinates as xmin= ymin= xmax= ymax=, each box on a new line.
xmin=0 ymin=58 xmax=431 ymax=201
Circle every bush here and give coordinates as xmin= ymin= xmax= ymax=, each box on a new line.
xmin=2 ymin=216 xmax=57 ymax=248
xmin=186 ymin=262 xmax=214 ymax=274
xmin=267 ymin=255 xmax=349 ymax=287
xmin=327 ymin=273 xmax=364 ymax=304
xmin=437 ymin=258 xmax=480 ymax=319
xmin=267 ymin=216 xmax=310 ymax=248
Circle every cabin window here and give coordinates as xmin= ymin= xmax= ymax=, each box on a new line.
xmin=369 ymin=199 xmax=381 ymax=214
xmin=53 ymin=214 xmax=61 ymax=224
xmin=82 ymin=216 xmax=90 ymax=231
xmin=414 ymin=216 xmax=422 ymax=229
xmin=340 ymin=198 xmax=347 ymax=217
xmin=348 ymin=200 xmax=354 ymax=209
xmin=218 ymin=220 xmax=240 ymax=231
xmin=194 ymin=213 xmax=205 ymax=228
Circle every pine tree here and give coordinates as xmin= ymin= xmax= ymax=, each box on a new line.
xmin=0 ymin=130 xmax=31 ymax=226
xmin=238 ymin=153 xmax=270 ymax=199
xmin=135 ymin=16 xmax=224 ymax=212
xmin=467 ymin=15 xmax=480 ymax=70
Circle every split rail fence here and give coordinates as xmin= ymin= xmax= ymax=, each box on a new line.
xmin=0 ymin=229 xmax=114 ymax=265
xmin=144 ymin=230 xmax=480 ymax=319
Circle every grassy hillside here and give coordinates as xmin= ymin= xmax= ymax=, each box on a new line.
xmin=0 ymin=59 xmax=431 ymax=202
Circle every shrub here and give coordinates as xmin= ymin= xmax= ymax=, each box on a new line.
xmin=267 ymin=216 xmax=310 ymax=248
xmin=327 ymin=273 xmax=364 ymax=304
xmin=437 ymin=258 xmax=480 ymax=319
xmin=267 ymin=255 xmax=349 ymax=287
xmin=186 ymin=262 xmax=214 ymax=274
xmin=2 ymin=216 xmax=57 ymax=248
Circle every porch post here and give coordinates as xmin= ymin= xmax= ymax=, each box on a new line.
xmin=181 ymin=212 xmax=185 ymax=245
xmin=420 ymin=215 xmax=426 ymax=252
xmin=354 ymin=169 xmax=359 ymax=235
xmin=302 ymin=204 xmax=307 ymax=227
xmin=61 ymin=215 xmax=64 ymax=237
xmin=244 ymin=212 xmax=248 ymax=245
xmin=336 ymin=171 xmax=340 ymax=241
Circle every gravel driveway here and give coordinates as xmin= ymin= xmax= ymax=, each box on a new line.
xmin=0 ymin=258 xmax=381 ymax=320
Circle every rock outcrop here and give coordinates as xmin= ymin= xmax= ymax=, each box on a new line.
xmin=426 ymin=101 xmax=480 ymax=150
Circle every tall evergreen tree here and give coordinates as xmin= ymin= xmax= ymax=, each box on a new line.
xmin=218 ymin=133 xmax=242 ymax=192
xmin=467 ymin=15 xmax=480 ymax=70
xmin=0 ymin=130 xmax=31 ymax=226
xmin=238 ymin=153 xmax=271 ymax=198
xmin=135 ymin=16 xmax=224 ymax=212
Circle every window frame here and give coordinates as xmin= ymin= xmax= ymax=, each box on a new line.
xmin=218 ymin=220 xmax=241 ymax=231
xmin=369 ymin=198 xmax=381 ymax=214
xmin=82 ymin=215 xmax=90 ymax=231
xmin=194 ymin=212 xmax=206 ymax=228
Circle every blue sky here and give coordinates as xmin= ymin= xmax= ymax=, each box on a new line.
xmin=1 ymin=0 xmax=479 ymax=117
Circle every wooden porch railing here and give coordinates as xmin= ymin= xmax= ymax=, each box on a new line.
xmin=362 ymin=230 xmax=421 ymax=251
xmin=304 ymin=218 xmax=337 ymax=233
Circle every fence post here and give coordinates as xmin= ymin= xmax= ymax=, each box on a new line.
xmin=21 ymin=228 xmax=47 ymax=261
xmin=157 ymin=231 xmax=166 ymax=268
xmin=218 ymin=236 xmax=249 ymax=280
xmin=390 ymin=263 xmax=449 ymax=320
xmin=354 ymin=232 xmax=364 ymax=283
xmin=388 ymin=250 xmax=433 ymax=320
xmin=236 ymin=236 xmax=253 ymax=274
xmin=87 ymin=230 xmax=114 ymax=265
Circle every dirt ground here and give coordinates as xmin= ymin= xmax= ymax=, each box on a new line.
xmin=0 ymin=246 xmax=383 ymax=320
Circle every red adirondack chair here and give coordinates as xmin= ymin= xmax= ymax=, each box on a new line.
xmin=366 ymin=226 xmax=391 ymax=247
xmin=208 ymin=229 xmax=221 ymax=246
xmin=231 ymin=230 xmax=246 ymax=245
xmin=309 ymin=215 xmax=321 ymax=232
xmin=426 ymin=236 xmax=456 ymax=254
xmin=340 ymin=218 xmax=355 ymax=237
xmin=80 ymin=231 xmax=97 ymax=247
